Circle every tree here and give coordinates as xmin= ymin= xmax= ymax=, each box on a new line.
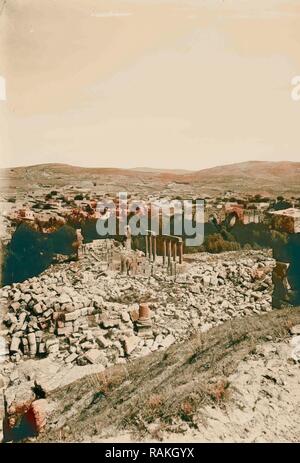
xmin=204 ymin=233 xmax=240 ymax=253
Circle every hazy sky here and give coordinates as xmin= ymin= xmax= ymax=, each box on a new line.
xmin=0 ymin=0 xmax=300 ymax=169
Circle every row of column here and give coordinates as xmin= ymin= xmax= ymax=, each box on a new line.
xmin=162 ymin=237 xmax=183 ymax=266
xmin=145 ymin=234 xmax=183 ymax=265
xmin=145 ymin=234 xmax=157 ymax=262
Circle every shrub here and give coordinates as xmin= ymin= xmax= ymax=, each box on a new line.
xmin=208 ymin=379 xmax=230 ymax=403
xmin=204 ymin=234 xmax=240 ymax=253
xmin=147 ymin=395 xmax=163 ymax=410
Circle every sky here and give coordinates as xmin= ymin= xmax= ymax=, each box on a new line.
xmin=0 ymin=0 xmax=300 ymax=170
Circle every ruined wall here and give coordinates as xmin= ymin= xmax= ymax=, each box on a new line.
xmin=272 ymin=233 xmax=300 ymax=307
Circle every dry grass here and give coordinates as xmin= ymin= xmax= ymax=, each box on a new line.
xmin=87 ymin=365 xmax=129 ymax=396
xmin=36 ymin=307 xmax=300 ymax=442
xmin=147 ymin=394 xmax=164 ymax=410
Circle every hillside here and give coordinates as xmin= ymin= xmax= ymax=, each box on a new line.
xmin=185 ymin=161 xmax=300 ymax=194
xmin=1 ymin=161 xmax=300 ymax=195
xmin=191 ymin=161 xmax=300 ymax=181
xmin=130 ymin=167 xmax=193 ymax=175
xmin=31 ymin=308 xmax=300 ymax=443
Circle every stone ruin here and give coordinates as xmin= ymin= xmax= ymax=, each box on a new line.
xmin=81 ymin=229 xmax=187 ymax=278
xmin=93 ymin=221 xmax=300 ymax=326
xmin=1 ymin=204 xmax=300 ymax=441
xmin=268 ymin=210 xmax=300 ymax=308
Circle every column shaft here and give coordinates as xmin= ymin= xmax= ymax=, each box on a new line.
xmin=153 ymin=235 xmax=156 ymax=262
xmin=179 ymin=241 xmax=183 ymax=264
xmin=167 ymin=240 xmax=172 ymax=267
xmin=163 ymin=239 xmax=166 ymax=266
xmin=173 ymin=241 xmax=177 ymax=262
xmin=149 ymin=235 xmax=153 ymax=262
xmin=145 ymin=235 xmax=149 ymax=258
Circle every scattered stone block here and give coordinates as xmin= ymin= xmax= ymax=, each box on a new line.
xmin=129 ymin=308 xmax=139 ymax=322
xmin=124 ymin=336 xmax=140 ymax=355
xmin=96 ymin=335 xmax=111 ymax=349
xmin=57 ymin=327 xmax=73 ymax=336
xmin=10 ymin=337 xmax=20 ymax=353
xmin=102 ymin=319 xmax=120 ymax=329
xmin=64 ymin=310 xmax=79 ymax=322
xmin=65 ymin=352 xmax=78 ymax=363
xmin=33 ymin=303 xmax=43 ymax=315
xmin=121 ymin=311 xmax=130 ymax=323
xmin=84 ymin=349 xmax=104 ymax=364
xmin=290 ymin=325 xmax=300 ymax=335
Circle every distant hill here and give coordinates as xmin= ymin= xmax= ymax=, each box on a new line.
xmin=2 ymin=163 xmax=140 ymax=178
xmin=1 ymin=161 xmax=300 ymax=196
xmin=130 ymin=167 xmax=193 ymax=175
xmin=183 ymin=161 xmax=300 ymax=195
xmin=190 ymin=161 xmax=300 ymax=180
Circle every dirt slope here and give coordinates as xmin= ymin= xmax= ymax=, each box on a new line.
xmin=34 ymin=308 xmax=300 ymax=443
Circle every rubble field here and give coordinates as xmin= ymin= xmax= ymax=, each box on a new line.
xmin=0 ymin=245 xmax=275 ymax=368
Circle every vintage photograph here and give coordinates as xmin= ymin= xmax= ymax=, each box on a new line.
xmin=0 ymin=0 xmax=299 ymax=445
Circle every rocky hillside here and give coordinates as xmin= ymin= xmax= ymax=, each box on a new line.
xmin=2 ymin=308 xmax=299 ymax=443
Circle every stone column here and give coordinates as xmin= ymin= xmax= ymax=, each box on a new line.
xmin=167 ymin=240 xmax=172 ymax=267
xmin=75 ymin=229 xmax=84 ymax=260
xmin=172 ymin=241 xmax=177 ymax=262
xmin=121 ymin=255 xmax=126 ymax=274
xmin=124 ymin=225 xmax=132 ymax=251
xmin=139 ymin=303 xmax=150 ymax=320
xmin=28 ymin=333 xmax=37 ymax=358
xmin=178 ymin=241 xmax=183 ymax=264
xmin=145 ymin=235 xmax=149 ymax=258
xmin=172 ymin=261 xmax=177 ymax=276
xmin=163 ymin=239 xmax=166 ymax=266
xmin=152 ymin=235 xmax=156 ymax=262
xmin=149 ymin=235 xmax=153 ymax=262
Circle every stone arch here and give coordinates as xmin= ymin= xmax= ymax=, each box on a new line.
xmin=208 ymin=213 xmax=219 ymax=226
xmin=225 ymin=211 xmax=239 ymax=228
